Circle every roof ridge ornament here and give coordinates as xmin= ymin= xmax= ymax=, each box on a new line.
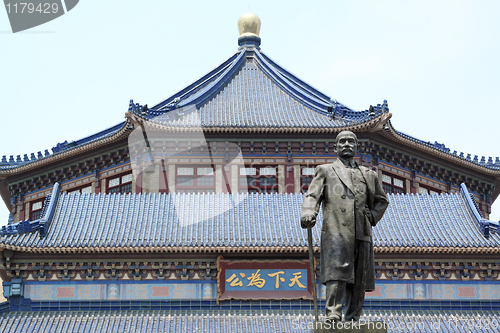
xmin=238 ymin=13 xmax=261 ymax=49
xmin=460 ymin=183 xmax=499 ymax=237
xmin=0 ymin=183 xmax=61 ymax=237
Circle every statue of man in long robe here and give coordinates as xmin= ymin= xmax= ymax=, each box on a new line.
xmin=300 ymin=131 xmax=389 ymax=323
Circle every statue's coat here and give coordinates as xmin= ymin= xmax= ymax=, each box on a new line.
xmin=301 ymin=159 xmax=389 ymax=290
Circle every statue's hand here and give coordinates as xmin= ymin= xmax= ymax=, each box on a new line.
xmin=301 ymin=214 xmax=316 ymax=229
xmin=364 ymin=206 xmax=374 ymax=225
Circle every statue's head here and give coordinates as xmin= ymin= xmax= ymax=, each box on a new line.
xmin=334 ymin=131 xmax=359 ymax=160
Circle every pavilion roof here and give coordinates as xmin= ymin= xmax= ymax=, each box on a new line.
xmin=1 ymin=183 xmax=498 ymax=254
xmin=2 ymin=46 xmax=499 ymax=176
xmin=136 ymin=48 xmax=386 ymax=130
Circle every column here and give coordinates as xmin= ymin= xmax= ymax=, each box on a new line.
xmin=294 ymin=165 xmax=301 ymax=193
xmin=231 ymin=164 xmax=239 ymax=193
xmin=94 ymin=172 xmax=101 ymax=194
xmin=101 ymin=179 xmax=106 ymax=193
xmin=278 ymin=165 xmax=285 ymax=194
xmin=24 ymin=202 xmax=30 ymax=220
xmin=159 ymin=161 xmax=168 ymax=194
xmin=141 ymin=164 xmax=160 ymax=194
xmin=168 ymin=164 xmax=176 ymax=193
xmin=215 ymin=164 xmax=223 ymax=193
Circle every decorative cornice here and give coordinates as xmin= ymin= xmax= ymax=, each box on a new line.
xmin=2 ymin=259 xmax=498 ymax=283
xmin=126 ymin=112 xmax=392 ymax=134
xmin=380 ymin=121 xmax=500 ymax=176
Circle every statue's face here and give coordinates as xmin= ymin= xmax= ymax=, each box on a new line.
xmin=334 ymin=132 xmax=358 ymax=160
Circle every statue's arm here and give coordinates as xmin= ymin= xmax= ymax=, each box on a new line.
xmin=300 ymin=166 xmax=325 ymax=228
xmin=369 ymin=172 xmax=389 ymax=226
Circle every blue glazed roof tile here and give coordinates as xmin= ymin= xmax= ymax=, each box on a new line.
xmin=133 ymin=48 xmax=387 ymax=129
xmin=0 ymin=310 xmax=499 ymax=332
xmin=1 ymin=185 xmax=499 ymax=250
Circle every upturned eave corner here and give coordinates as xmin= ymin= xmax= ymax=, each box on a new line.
xmin=460 ymin=183 xmax=500 ymax=238
xmin=0 ymin=183 xmax=61 ymax=239
xmin=365 ymin=112 xmax=393 ymax=133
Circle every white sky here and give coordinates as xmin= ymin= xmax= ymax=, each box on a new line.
xmin=1 ymin=0 xmax=499 ymax=224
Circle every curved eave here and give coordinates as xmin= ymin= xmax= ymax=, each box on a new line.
xmin=380 ymin=121 xmax=500 ymax=177
xmin=0 ymin=121 xmax=132 ymax=178
xmin=258 ymin=51 xmax=331 ymax=102
xmin=182 ymin=51 xmax=247 ymax=109
xmin=1 ymin=244 xmax=499 ymax=254
xmin=253 ymin=49 xmax=332 ymax=114
xmin=144 ymin=49 xmax=375 ymax=123
xmin=150 ymin=52 xmax=242 ymax=111
xmin=127 ymin=111 xmax=392 ymax=134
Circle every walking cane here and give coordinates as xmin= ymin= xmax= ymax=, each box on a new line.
xmin=307 ymin=223 xmax=319 ymax=322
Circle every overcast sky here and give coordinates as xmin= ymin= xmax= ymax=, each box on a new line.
xmin=1 ymin=0 xmax=499 ymax=224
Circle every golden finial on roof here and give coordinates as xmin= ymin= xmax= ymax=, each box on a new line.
xmin=238 ymin=12 xmax=261 ymax=38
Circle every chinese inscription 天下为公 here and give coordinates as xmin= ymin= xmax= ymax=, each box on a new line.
xmin=225 ymin=269 xmax=307 ymax=291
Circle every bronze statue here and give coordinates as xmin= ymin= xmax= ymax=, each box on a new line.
xmin=301 ymin=131 xmax=389 ymax=323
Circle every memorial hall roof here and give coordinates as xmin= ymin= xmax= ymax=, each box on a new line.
xmin=129 ymin=49 xmax=389 ymax=132
xmin=0 ymin=309 xmax=498 ymax=333
xmin=1 ymin=14 xmax=499 ymax=176
xmin=1 ymin=183 xmax=498 ymax=254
